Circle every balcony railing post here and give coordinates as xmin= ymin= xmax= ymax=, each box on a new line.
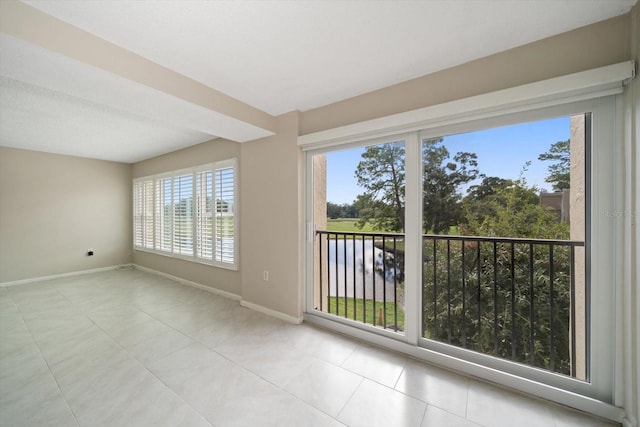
xmin=549 ymin=244 xmax=556 ymax=371
xmin=343 ymin=233 xmax=348 ymax=319
xmin=353 ymin=234 xmax=357 ymax=321
xmin=319 ymin=232 xmax=323 ymax=311
xmin=462 ymin=239 xmax=467 ymax=348
xmin=570 ymin=244 xmax=577 ymax=377
xmin=510 ymin=242 xmax=516 ymax=361
xmin=393 ymin=236 xmax=398 ymax=332
xmin=447 ymin=239 xmax=452 ymax=344
xmin=433 ymin=238 xmax=437 ymax=339
xmin=362 ymin=235 xmax=366 ymax=325
xmin=372 ymin=235 xmax=376 ymax=327
xmin=382 ymin=235 xmax=387 ymax=329
xmin=493 ymin=241 xmax=498 ymax=356
xmin=477 ymin=241 xmax=481 ymax=349
xmin=334 ymin=233 xmax=340 ymax=315
xmin=529 ymin=243 xmax=535 ymax=366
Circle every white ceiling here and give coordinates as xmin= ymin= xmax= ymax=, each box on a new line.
xmin=0 ymin=0 xmax=637 ymax=163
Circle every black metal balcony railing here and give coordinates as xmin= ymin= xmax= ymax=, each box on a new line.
xmin=315 ymin=230 xmax=585 ymax=377
xmin=316 ymin=231 xmax=405 ymax=333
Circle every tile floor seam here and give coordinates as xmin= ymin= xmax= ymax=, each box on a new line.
xmin=130 ymin=311 xmax=204 ymax=363
xmin=141 ymin=359 xmax=214 ymax=427
xmin=393 ymin=364 xmax=407 ymax=389
xmin=13 ymin=300 xmax=82 ymax=427
xmin=418 ymin=403 xmax=430 ymax=427
xmin=335 ymin=376 xmax=366 ymax=421
xmin=150 ymin=342 xmax=344 ymax=427
xmin=463 ymin=377 xmax=471 ymax=421
xmin=260 ymin=371 xmax=351 ymax=426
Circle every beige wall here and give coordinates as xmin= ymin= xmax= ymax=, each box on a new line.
xmin=240 ymin=112 xmax=303 ymax=318
xmin=132 ymin=138 xmax=240 ymax=178
xmin=0 ymin=147 xmax=131 ymax=283
xmin=300 ymin=15 xmax=629 ymax=134
xmin=131 ymin=138 xmax=242 ymax=296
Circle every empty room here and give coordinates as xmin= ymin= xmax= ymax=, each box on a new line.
xmin=0 ymin=1 xmax=638 ymax=426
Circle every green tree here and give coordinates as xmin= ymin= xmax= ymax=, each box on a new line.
xmin=462 ymin=167 xmax=554 ymax=238
xmin=326 ymin=202 xmax=341 ymax=219
xmin=461 ymin=175 xmax=512 ymax=229
xmin=425 ymin=177 xmax=572 ymax=375
xmin=354 ymin=139 xmax=478 ymax=234
xmin=327 ymin=201 xmax=359 ymax=219
xmin=463 ymin=175 xmax=568 ymax=239
xmin=422 ymin=138 xmax=479 ymax=234
xmin=354 ymin=142 xmax=406 ymax=232
xmin=538 ymin=139 xmax=570 ymax=191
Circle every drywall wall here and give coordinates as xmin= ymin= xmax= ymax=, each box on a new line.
xmin=240 ymin=111 xmax=303 ymax=318
xmin=0 ymin=147 xmax=131 ymax=283
xmin=300 ymin=14 xmax=630 ymax=134
xmin=131 ymin=138 xmax=242 ymax=296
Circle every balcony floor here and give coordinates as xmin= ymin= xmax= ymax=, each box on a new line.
xmin=0 ymin=269 xmax=616 ymax=427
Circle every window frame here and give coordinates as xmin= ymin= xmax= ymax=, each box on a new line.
xmin=303 ymin=95 xmax=621 ymax=420
xmin=133 ymin=158 xmax=238 ymax=271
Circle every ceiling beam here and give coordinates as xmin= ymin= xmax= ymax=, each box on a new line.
xmin=0 ymin=0 xmax=276 ymax=141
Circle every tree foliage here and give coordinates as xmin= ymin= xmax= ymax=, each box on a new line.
xmin=354 ymin=142 xmax=406 ymax=232
xmin=327 ymin=201 xmax=358 ymax=219
xmin=424 ymin=177 xmax=572 ymax=375
xmin=538 ymin=139 xmax=570 ymax=191
xmin=462 ymin=170 xmax=568 ymax=239
xmin=354 ymin=139 xmax=478 ymax=233
xmin=422 ymin=138 xmax=479 ymax=233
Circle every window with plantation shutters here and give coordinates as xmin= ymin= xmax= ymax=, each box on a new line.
xmin=195 ymin=170 xmax=213 ymax=260
xmin=215 ymin=166 xmax=235 ymax=264
xmin=132 ymin=159 xmax=237 ymax=270
xmin=133 ymin=179 xmax=154 ymax=249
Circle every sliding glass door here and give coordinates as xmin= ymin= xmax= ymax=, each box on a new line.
xmin=305 ymin=97 xmax=615 ymax=402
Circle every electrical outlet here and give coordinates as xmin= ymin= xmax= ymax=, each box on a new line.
xmin=263 ymin=270 xmax=269 ymax=281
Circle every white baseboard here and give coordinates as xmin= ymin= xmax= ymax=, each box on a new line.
xmin=0 ymin=265 xmax=127 ymax=287
xmin=240 ymin=300 xmax=303 ymax=324
xmin=134 ymin=265 xmax=301 ymax=324
xmin=133 ymin=264 xmax=241 ymax=301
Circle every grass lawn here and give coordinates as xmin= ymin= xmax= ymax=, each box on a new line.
xmin=327 ymin=296 xmax=405 ymax=330
xmin=326 ymin=218 xmax=375 ymax=232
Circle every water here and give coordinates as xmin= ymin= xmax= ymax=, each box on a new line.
xmin=324 ymin=238 xmax=401 ymax=302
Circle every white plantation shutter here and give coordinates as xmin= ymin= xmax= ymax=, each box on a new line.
xmin=215 ymin=165 xmax=235 ymax=264
xmin=132 ymin=159 xmax=237 ymax=269
xmin=133 ymin=180 xmax=144 ymax=247
xmin=173 ymin=174 xmax=193 ymax=256
xmin=133 ymin=178 xmax=154 ymax=249
xmin=155 ymin=177 xmax=173 ymax=252
xmin=196 ymin=171 xmax=213 ymax=260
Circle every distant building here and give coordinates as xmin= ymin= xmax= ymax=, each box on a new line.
xmin=540 ymin=189 xmax=570 ymax=224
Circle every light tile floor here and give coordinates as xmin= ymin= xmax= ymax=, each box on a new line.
xmin=0 ymin=269 xmax=617 ymax=427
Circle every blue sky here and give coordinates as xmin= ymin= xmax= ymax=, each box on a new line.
xmin=326 ymin=116 xmax=570 ymax=204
